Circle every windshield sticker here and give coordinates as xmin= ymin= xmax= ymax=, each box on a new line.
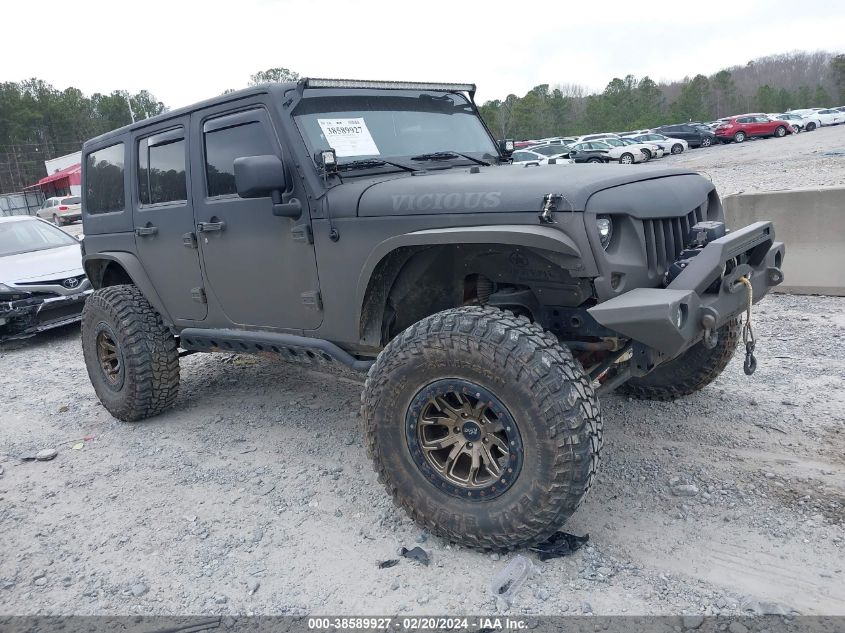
xmin=317 ymin=118 xmax=380 ymax=157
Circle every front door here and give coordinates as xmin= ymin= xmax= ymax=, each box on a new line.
xmin=132 ymin=121 xmax=207 ymax=321
xmin=189 ymin=104 xmax=322 ymax=330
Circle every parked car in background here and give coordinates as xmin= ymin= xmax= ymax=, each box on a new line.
xmin=576 ymin=133 xmax=619 ymax=142
xmin=815 ymin=108 xmax=845 ymax=125
xmin=527 ymin=143 xmax=578 ymax=158
xmin=511 ymin=149 xmax=574 ymax=165
xmin=626 ymin=132 xmax=688 ymax=155
xmin=36 ymin=196 xmax=82 ymax=226
xmin=564 ymin=146 xmax=612 ymax=164
xmin=714 ymin=115 xmax=793 ymax=143
xmin=0 ymin=216 xmax=91 ymax=342
xmin=596 ymin=136 xmax=655 ymax=161
xmin=569 ymin=140 xmax=646 ymax=164
xmin=616 ymin=136 xmax=664 ymax=159
xmin=653 ymin=124 xmax=717 ymax=148
xmin=790 ymin=108 xmax=842 ymax=127
xmin=766 ymin=112 xmax=818 ymax=132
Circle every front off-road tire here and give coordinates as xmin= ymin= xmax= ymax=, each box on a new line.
xmin=361 ymin=306 xmax=602 ymax=550
xmin=82 ymin=284 xmax=179 ymax=421
xmin=618 ymin=317 xmax=740 ymax=401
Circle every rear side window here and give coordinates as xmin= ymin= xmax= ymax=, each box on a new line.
xmin=85 ymin=143 xmax=125 ymax=214
xmin=204 ymin=121 xmax=273 ymax=197
xmin=138 ymin=135 xmax=187 ymax=205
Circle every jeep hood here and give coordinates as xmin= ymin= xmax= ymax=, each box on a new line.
xmin=354 ymin=164 xmax=708 ymax=217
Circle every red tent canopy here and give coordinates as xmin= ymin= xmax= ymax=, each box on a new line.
xmin=38 ymin=163 xmax=82 ymax=186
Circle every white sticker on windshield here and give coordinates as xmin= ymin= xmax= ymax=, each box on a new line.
xmin=317 ymin=118 xmax=380 ymax=157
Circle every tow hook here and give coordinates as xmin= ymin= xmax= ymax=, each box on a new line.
xmin=738 ymin=277 xmax=757 ymax=375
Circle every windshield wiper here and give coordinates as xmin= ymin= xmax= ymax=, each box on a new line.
xmin=337 ymin=159 xmax=416 ymax=173
xmin=410 ymin=151 xmax=490 ymax=166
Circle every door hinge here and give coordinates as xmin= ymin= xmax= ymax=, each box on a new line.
xmin=191 ymin=287 xmax=207 ymax=304
xmin=301 ymin=290 xmax=322 ymax=310
xmin=182 ymin=232 xmax=197 ymax=248
xmin=291 ymin=223 xmax=313 ymax=244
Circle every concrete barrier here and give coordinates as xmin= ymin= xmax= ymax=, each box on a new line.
xmin=723 ymin=187 xmax=845 ymax=296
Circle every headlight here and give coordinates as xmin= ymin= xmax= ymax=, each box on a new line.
xmin=596 ymin=215 xmax=613 ymax=249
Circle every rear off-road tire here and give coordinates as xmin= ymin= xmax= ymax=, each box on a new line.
xmin=82 ymin=284 xmax=179 ymax=421
xmin=360 ymin=306 xmax=602 ymax=550
xmin=617 ymin=317 xmax=740 ymax=401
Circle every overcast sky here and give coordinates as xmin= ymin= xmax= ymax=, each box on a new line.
xmin=2 ymin=0 xmax=843 ymax=108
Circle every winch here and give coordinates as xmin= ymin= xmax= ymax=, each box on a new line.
xmin=664 ymin=221 xmax=727 ymax=287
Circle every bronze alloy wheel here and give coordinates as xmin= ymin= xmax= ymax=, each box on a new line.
xmin=405 ymin=379 xmax=524 ymax=500
xmin=94 ymin=322 xmax=125 ymax=390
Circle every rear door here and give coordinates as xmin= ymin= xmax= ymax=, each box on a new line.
xmin=132 ymin=120 xmax=207 ymax=321
xmin=190 ymin=103 xmax=322 ymax=330
xmin=735 ymin=117 xmax=753 ymax=136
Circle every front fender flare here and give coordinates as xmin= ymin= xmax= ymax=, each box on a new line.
xmin=355 ymin=224 xmax=583 ymax=333
xmin=83 ymin=252 xmax=174 ymax=327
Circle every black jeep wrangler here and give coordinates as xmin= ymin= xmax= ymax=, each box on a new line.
xmin=79 ymin=79 xmax=784 ymax=549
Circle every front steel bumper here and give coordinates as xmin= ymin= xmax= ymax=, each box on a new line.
xmin=0 ymin=290 xmax=91 ymax=342
xmin=588 ymin=221 xmax=784 ymax=359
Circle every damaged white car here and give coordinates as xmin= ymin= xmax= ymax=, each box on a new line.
xmin=0 ymin=216 xmax=91 ymax=342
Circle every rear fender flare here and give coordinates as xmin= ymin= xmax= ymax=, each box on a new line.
xmin=82 ymin=252 xmax=174 ymax=326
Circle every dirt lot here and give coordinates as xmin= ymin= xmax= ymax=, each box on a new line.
xmin=1 ymin=126 xmax=844 ymax=618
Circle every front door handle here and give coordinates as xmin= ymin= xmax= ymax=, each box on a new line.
xmin=197 ymin=221 xmax=225 ymax=233
xmin=135 ymin=225 xmax=158 ymax=236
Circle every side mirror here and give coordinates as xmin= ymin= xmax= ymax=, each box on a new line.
xmin=234 ymin=155 xmax=287 ymax=198
xmin=234 ymin=154 xmax=300 ymax=219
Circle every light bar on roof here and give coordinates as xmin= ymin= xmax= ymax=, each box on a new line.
xmin=303 ymin=78 xmax=476 ymax=93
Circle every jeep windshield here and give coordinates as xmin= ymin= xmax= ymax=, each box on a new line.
xmin=293 ymin=91 xmax=499 ymax=171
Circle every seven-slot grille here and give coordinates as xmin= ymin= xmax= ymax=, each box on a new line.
xmin=642 ymin=204 xmax=708 ymax=276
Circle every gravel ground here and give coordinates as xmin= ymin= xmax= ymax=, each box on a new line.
xmin=2 ymin=124 xmax=844 ymax=618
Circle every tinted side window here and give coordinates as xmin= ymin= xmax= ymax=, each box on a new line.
xmin=139 ymin=136 xmax=187 ymax=205
xmin=86 ymin=143 xmax=125 ymax=214
xmin=204 ymin=121 xmax=273 ymax=197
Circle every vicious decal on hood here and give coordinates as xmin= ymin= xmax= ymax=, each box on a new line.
xmin=391 ymin=191 xmax=502 ymax=212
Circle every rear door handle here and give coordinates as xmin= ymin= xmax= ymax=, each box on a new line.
xmin=197 ymin=221 xmax=225 ymax=233
xmin=135 ymin=225 xmax=158 ymax=236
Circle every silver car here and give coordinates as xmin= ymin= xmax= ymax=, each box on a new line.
xmin=0 ymin=216 xmax=91 ymax=341
xmin=36 ymin=195 xmax=82 ymax=226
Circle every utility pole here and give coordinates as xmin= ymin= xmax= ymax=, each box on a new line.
xmin=122 ymin=90 xmax=136 ymax=123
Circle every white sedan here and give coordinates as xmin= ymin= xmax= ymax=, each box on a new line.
xmin=511 ymin=149 xmax=574 ymax=165
xmin=0 ymin=216 xmax=91 ymax=341
xmin=570 ymin=140 xmax=647 ymax=164
xmin=771 ymin=112 xmax=821 ymax=132
xmin=627 ymin=133 xmax=689 ymax=155
xmin=616 ymin=137 xmax=664 ymax=159
xmin=790 ymin=108 xmax=843 ymax=127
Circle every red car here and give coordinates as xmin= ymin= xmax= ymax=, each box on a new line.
xmin=714 ymin=115 xmax=794 ymax=143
